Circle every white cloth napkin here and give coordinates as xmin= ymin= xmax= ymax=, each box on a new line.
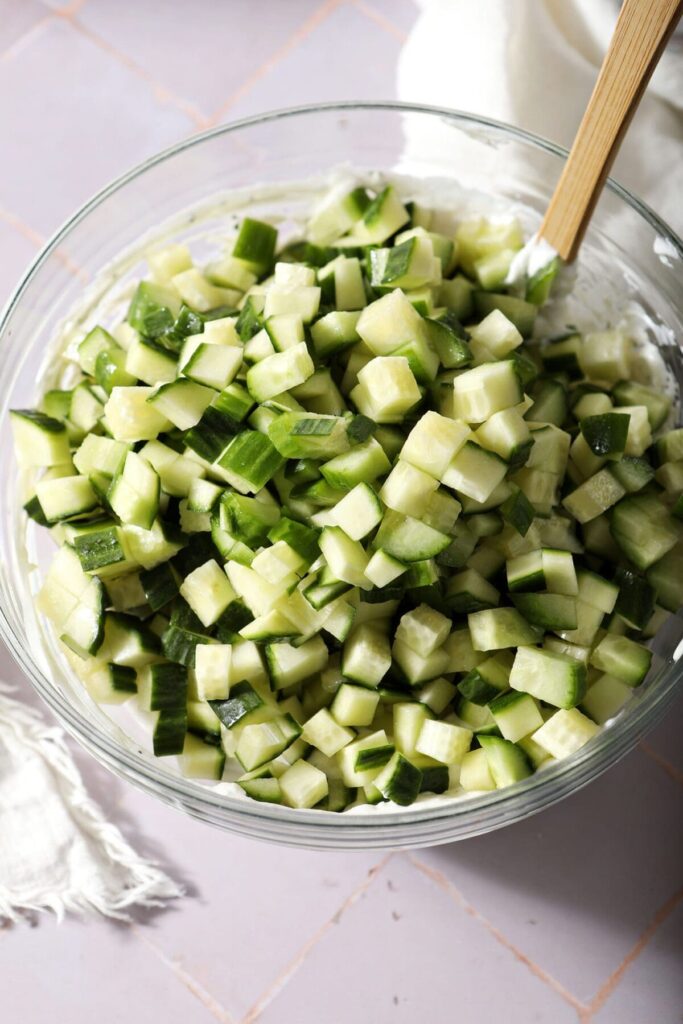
xmin=0 ymin=684 xmax=182 ymax=922
xmin=398 ymin=0 xmax=683 ymax=235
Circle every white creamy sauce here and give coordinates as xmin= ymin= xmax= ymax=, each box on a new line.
xmin=24 ymin=168 xmax=680 ymax=816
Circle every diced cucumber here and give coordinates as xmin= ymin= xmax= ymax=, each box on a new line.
xmin=415 ymin=719 xmax=472 ymax=765
xmin=509 ymin=646 xmax=586 ymax=708
xmin=531 ymin=708 xmax=599 ymax=758
xmin=380 ymin=460 xmax=438 ymax=517
xmin=478 ymin=735 xmax=531 ymax=787
xmin=458 ymin=653 xmax=511 ymax=704
xmin=468 ymin=607 xmax=541 ymax=650
xmin=589 ymin=634 xmax=652 ymax=686
xmin=342 ymin=624 xmax=391 ymax=687
xmin=351 ymin=356 xmax=421 ymax=423
xmin=460 ymin=747 xmax=496 ymax=791
xmin=400 ymin=411 xmax=470 ymax=479
xmin=582 ymin=673 xmax=633 ymax=724
xmin=321 ymin=438 xmax=391 ymax=490
xmin=453 ymin=361 xmax=522 ymax=423
xmin=563 ymin=468 xmax=625 ymax=524
xmin=611 ymin=494 xmax=680 ymax=570
xmin=442 ymin=442 xmax=508 ymax=504
xmin=179 ymin=559 xmax=236 ymax=627
xmin=511 ymin=592 xmax=578 ymax=630
xmin=331 ymin=682 xmax=380 ymax=727
xmin=10 ymin=410 xmax=71 ymax=467
xmin=489 ymin=691 xmax=543 ymax=743
xmin=17 ymin=180 xmax=681 ymax=815
xmin=395 ymin=604 xmax=451 ymax=656
xmin=373 ymin=752 xmax=422 ymax=806
xmin=279 ymin=760 xmax=328 ymax=808
xmin=374 ymin=510 xmax=451 ymax=563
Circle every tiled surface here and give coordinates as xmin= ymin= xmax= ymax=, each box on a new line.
xmin=2 ymin=914 xmax=217 ymax=1024
xmin=256 ymin=857 xmax=578 ymax=1024
xmin=1 ymin=3 xmax=682 ymax=1023
xmin=415 ymin=745 xmax=683 ymax=1007
xmin=0 ymin=16 xmax=195 ymax=237
xmin=225 ymin=2 xmax=405 ymax=121
xmin=76 ymin=0 xmax=323 ymax=121
xmin=0 ymin=0 xmax=46 ymax=53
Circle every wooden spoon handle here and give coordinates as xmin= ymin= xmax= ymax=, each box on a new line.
xmin=538 ymin=0 xmax=683 ymax=262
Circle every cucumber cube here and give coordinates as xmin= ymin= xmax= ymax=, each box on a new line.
xmin=489 ymin=691 xmax=543 ymax=743
xmin=581 ymin=674 xmax=633 ymax=724
xmin=468 ymin=607 xmax=541 ymax=650
xmin=442 ymin=442 xmax=508 ymax=504
xmin=194 ymin=643 xmax=232 ymax=701
xmin=247 ymin=342 xmax=315 ymax=402
xmin=589 ymin=634 xmax=652 ymax=686
xmin=342 ymin=624 xmax=392 ymax=687
xmin=302 ymin=708 xmax=355 ymax=757
xmin=380 ymin=460 xmax=439 ymax=517
xmin=579 ymin=329 xmax=632 ymax=383
xmin=279 ymin=760 xmax=328 ymax=809
xmin=365 ymin=549 xmax=406 ymax=588
xmin=351 ymin=356 xmax=421 ymax=422
xmin=330 ymin=482 xmax=383 ymax=540
xmin=460 ymin=748 xmax=496 ymax=791
xmin=400 ymin=411 xmax=471 ymax=478
xmin=478 ymin=735 xmax=531 ymax=787
xmin=395 ymin=603 xmax=451 ymax=656
xmin=374 ymin=752 xmax=422 ymax=806
xmin=509 ymin=646 xmax=586 ymax=708
xmin=531 ymin=708 xmax=599 ymax=758
xmin=415 ymin=719 xmax=472 ymax=765
xmin=319 ymin=526 xmax=370 ymax=589
xmin=179 ymin=559 xmax=237 ymax=627
xmin=453 ymin=360 xmax=522 ymax=423
xmin=468 ymin=309 xmax=522 ymax=358
xmin=331 ymin=683 xmax=380 ymax=727
xmin=10 ymin=410 xmax=71 ymax=467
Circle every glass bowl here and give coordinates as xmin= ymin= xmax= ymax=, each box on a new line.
xmin=1 ymin=103 xmax=681 ymax=850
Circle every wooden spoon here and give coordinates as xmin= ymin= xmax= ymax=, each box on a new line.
xmin=538 ymin=0 xmax=683 ymax=263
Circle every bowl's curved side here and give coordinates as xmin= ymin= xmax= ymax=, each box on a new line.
xmin=1 ymin=103 xmax=682 ymax=848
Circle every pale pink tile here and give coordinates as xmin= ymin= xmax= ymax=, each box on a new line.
xmin=76 ymin=0 xmax=322 ymax=118
xmin=257 ymin=855 xmax=577 ymax=1024
xmin=593 ymin=900 xmax=683 ymax=1023
xmin=356 ymin=0 xmax=420 ymax=36
xmin=2 ymin=915 xmax=218 ymax=1024
xmin=227 ymin=2 xmax=403 ymax=120
xmin=416 ymin=750 xmax=683 ymax=1004
xmin=110 ymin=783 xmax=384 ymax=1020
xmin=0 ymin=0 xmax=47 ymax=53
xmin=0 ymin=219 xmax=39 ymax=307
xmin=0 ymin=18 xmax=194 ymax=235
xmin=642 ymin=691 xmax=683 ymax=778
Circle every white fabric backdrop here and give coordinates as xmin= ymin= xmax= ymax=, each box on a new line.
xmin=398 ymin=0 xmax=683 ymax=235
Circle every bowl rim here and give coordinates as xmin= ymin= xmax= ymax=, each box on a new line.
xmin=1 ymin=100 xmax=681 ymax=842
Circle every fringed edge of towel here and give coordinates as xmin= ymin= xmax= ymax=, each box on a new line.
xmin=0 ymin=684 xmax=184 ymax=923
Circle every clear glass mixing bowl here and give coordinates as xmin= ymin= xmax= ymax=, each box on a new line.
xmin=1 ymin=103 xmax=681 ymax=849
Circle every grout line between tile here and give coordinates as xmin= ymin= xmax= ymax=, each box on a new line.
xmin=639 ymin=743 xmax=683 ymax=787
xmin=0 ymin=205 xmax=89 ymax=282
xmin=578 ymin=885 xmax=683 ymax=1022
xmin=0 ymin=207 xmax=45 ymax=249
xmin=0 ymin=13 xmax=55 ymax=62
xmin=409 ymin=854 xmax=589 ymax=1015
xmin=240 ymin=853 xmax=393 ymax=1024
xmin=54 ymin=0 xmax=90 ymax=15
xmin=207 ymin=0 xmax=343 ymax=126
xmin=131 ymin=922 xmax=238 ymax=1024
xmin=350 ymin=0 xmax=409 ymax=43
xmin=63 ymin=12 xmax=210 ymax=129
